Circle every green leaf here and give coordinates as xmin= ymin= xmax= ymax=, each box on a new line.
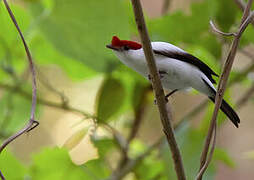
xmin=30 ymin=0 xmax=130 ymax=72
xmin=0 ymin=150 xmax=27 ymax=179
xmin=0 ymin=4 xmax=31 ymax=45
xmin=0 ymin=92 xmax=38 ymax=134
xmin=30 ymin=34 xmax=97 ymax=80
xmin=241 ymin=25 xmax=254 ymax=47
xmin=135 ymin=152 xmax=164 ymax=180
xmin=96 ymin=76 xmax=125 ymax=122
xmin=92 ymin=138 xmax=115 ymax=159
xmin=0 ymin=3 xmax=32 ymax=79
xmin=148 ymin=0 xmax=222 ymax=58
xmin=30 ymin=147 xmax=86 ymax=180
xmin=63 ymin=127 xmax=89 ymax=150
xmin=214 ymin=0 xmax=238 ymax=32
xmin=83 ymin=159 xmax=111 ymax=179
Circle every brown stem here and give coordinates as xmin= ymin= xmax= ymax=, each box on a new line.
xmin=0 ymin=170 xmax=5 ymax=180
xmin=161 ymin=0 xmax=171 ymax=15
xmin=0 ymin=0 xmax=38 ymax=153
xmin=130 ymin=0 xmax=186 ymax=179
xmin=197 ymin=1 xmax=254 ymax=179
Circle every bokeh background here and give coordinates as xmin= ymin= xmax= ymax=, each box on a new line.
xmin=0 ymin=0 xmax=254 ymax=179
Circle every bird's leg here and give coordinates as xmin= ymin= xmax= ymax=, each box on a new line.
xmin=165 ymin=89 xmax=178 ymax=101
xmin=154 ymin=89 xmax=178 ymax=105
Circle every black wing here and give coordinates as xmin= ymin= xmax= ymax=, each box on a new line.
xmin=153 ymin=50 xmax=218 ymax=84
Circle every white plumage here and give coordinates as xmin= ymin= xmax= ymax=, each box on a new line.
xmin=106 ymin=36 xmax=240 ymax=127
xmin=114 ymin=42 xmax=215 ymax=97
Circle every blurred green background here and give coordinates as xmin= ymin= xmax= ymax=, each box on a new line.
xmin=0 ymin=0 xmax=254 ymax=179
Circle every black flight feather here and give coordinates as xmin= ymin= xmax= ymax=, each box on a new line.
xmin=201 ymin=78 xmax=240 ymax=128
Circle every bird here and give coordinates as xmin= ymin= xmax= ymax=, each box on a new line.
xmin=106 ymin=36 xmax=240 ymax=127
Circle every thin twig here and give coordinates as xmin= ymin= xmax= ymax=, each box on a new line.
xmin=197 ymin=1 xmax=254 ymax=179
xmin=0 ymin=0 xmax=38 ymax=153
xmin=234 ymin=0 xmax=254 ymax=27
xmin=161 ymin=0 xmax=171 ymax=15
xmin=196 ymin=123 xmax=217 ymax=180
xmin=130 ymin=0 xmax=186 ymax=179
xmin=209 ymin=20 xmax=237 ymax=37
xmin=0 ymin=170 xmax=5 ymax=180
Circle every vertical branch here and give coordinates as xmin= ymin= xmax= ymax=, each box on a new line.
xmin=130 ymin=0 xmax=186 ymax=179
xmin=0 ymin=171 xmax=5 ymax=180
xmin=197 ymin=1 xmax=254 ymax=179
xmin=0 ymin=0 xmax=38 ymax=153
xmin=162 ymin=0 xmax=171 ymax=15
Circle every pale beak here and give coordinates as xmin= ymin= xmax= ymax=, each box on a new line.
xmin=106 ymin=44 xmax=120 ymax=51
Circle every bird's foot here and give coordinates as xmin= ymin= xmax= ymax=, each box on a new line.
xmin=153 ymin=89 xmax=178 ymax=105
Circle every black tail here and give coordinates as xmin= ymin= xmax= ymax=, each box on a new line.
xmin=202 ymin=78 xmax=240 ymax=128
xmin=209 ymin=96 xmax=240 ymax=127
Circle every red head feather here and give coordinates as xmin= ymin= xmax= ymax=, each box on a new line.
xmin=111 ymin=36 xmax=142 ymax=50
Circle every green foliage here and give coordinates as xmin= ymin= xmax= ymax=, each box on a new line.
xmin=30 ymin=147 xmax=86 ymax=180
xmin=63 ymin=127 xmax=89 ymax=150
xmin=0 ymin=150 xmax=27 ymax=179
xmin=214 ymin=0 xmax=238 ymax=32
xmin=29 ymin=0 xmax=131 ymax=72
xmin=0 ymin=4 xmax=31 ymax=80
xmin=96 ymin=76 xmax=125 ymax=122
xmin=0 ymin=92 xmax=39 ymax=134
xmin=0 ymin=0 xmax=248 ymax=179
xmin=148 ymin=0 xmax=222 ymax=58
xmin=135 ymin=153 xmax=164 ymax=180
xmin=92 ymin=138 xmax=116 ymax=158
xmin=30 ymin=34 xmax=97 ymax=80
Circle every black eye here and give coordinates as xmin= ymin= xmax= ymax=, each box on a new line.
xmin=123 ymin=46 xmax=130 ymax=50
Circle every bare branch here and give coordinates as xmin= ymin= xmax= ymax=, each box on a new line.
xmin=130 ymin=0 xmax=186 ymax=179
xmin=161 ymin=0 xmax=171 ymax=15
xmin=197 ymin=1 xmax=254 ymax=179
xmin=209 ymin=20 xmax=237 ymax=37
xmin=239 ymin=0 xmax=253 ymax=26
xmin=0 ymin=170 xmax=5 ymax=180
xmin=0 ymin=0 xmax=38 ymax=153
xmin=196 ymin=124 xmax=217 ymax=180
xmin=234 ymin=0 xmax=254 ymax=26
